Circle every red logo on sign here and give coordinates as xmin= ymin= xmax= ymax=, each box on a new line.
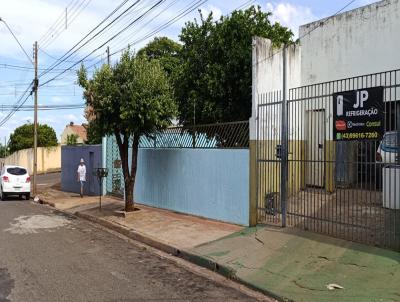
xmin=336 ymin=120 xmax=346 ymax=131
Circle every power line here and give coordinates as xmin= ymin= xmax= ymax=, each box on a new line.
xmin=0 ymin=18 xmax=34 ymax=65
xmin=38 ymin=0 xmax=77 ymax=44
xmin=255 ymin=0 xmax=357 ymax=66
xmin=39 ymin=0 xmax=133 ymax=78
xmin=0 ymin=63 xmax=77 ymax=72
xmin=40 ymin=0 xmax=166 ymax=87
xmin=0 ymin=104 xmax=85 ymax=111
xmin=109 ymin=0 xmax=206 ymax=60
xmin=39 ymin=47 xmax=83 ymax=64
xmin=234 ymin=0 xmax=255 ymax=11
xmin=0 ymin=83 xmax=33 ymax=127
xmin=41 ymin=0 xmax=93 ymax=49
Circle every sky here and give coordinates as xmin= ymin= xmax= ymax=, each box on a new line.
xmin=0 ymin=0 xmax=378 ymax=143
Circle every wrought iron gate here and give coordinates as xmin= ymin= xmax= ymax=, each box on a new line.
xmin=257 ymin=70 xmax=400 ymax=250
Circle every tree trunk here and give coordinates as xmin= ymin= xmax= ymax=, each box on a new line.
xmin=124 ymin=179 xmax=135 ymax=212
xmin=115 ymin=132 xmax=140 ymax=213
xmin=127 ymin=136 xmax=140 ymax=212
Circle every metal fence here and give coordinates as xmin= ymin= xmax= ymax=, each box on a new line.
xmin=106 ymin=121 xmax=249 ymax=197
xmin=257 ymin=69 xmax=400 ymax=250
xmin=139 ymin=121 xmax=249 ymax=149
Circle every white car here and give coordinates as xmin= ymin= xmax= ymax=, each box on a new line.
xmin=0 ymin=165 xmax=31 ymax=200
xmin=376 ymin=131 xmax=400 ymax=164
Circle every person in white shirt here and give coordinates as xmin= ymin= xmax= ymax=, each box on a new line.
xmin=77 ymin=158 xmax=87 ymax=198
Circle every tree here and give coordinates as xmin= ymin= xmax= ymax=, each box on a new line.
xmin=8 ymin=123 xmax=58 ymax=153
xmin=176 ymin=6 xmax=293 ymax=125
xmin=0 ymin=144 xmax=6 ymax=158
xmin=77 ymin=50 xmax=176 ymax=211
xmin=137 ymin=37 xmax=182 ymax=78
xmin=66 ymin=134 xmax=79 ymax=145
xmin=85 ymin=122 xmax=102 ymax=145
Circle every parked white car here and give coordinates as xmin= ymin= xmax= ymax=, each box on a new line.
xmin=376 ymin=131 xmax=400 ymax=164
xmin=0 ymin=165 xmax=31 ymax=200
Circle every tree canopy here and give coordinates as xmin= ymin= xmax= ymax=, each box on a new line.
xmin=77 ymin=50 xmax=176 ymax=211
xmin=137 ymin=36 xmax=182 ymax=78
xmin=85 ymin=122 xmax=102 ymax=145
xmin=8 ymin=123 xmax=58 ymax=153
xmin=176 ymin=6 xmax=293 ymax=125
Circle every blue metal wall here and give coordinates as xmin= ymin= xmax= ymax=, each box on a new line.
xmin=134 ymin=148 xmax=249 ymax=225
xmin=61 ymin=145 xmax=102 ymax=196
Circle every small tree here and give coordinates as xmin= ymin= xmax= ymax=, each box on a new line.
xmin=9 ymin=123 xmax=58 ymax=153
xmin=77 ymin=50 xmax=176 ymax=211
xmin=66 ymin=134 xmax=79 ymax=145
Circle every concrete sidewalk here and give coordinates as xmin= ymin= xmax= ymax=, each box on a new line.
xmin=39 ymin=190 xmax=243 ymax=250
xmin=191 ymin=227 xmax=400 ymax=302
xmin=39 ymin=190 xmax=400 ymax=301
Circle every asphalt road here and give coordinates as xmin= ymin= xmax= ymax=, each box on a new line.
xmin=36 ymin=172 xmax=61 ymax=188
xmin=0 ymin=200 xmax=257 ymax=302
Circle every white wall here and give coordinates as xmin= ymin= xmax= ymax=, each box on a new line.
xmin=299 ymin=0 xmax=400 ymax=85
xmin=252 ymin=0 xmax=400 ymax=140
xmin=250 ymin=37 xmax=301 ymax=140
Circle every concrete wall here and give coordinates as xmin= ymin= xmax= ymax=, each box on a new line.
xmin=104 ymin=135 xmax=250 ymax=226
xmin=300 ymin=0 xmax=400 ymax=85
xmin=250 ymin=37 xmax=301 ymax=141
xmin=61 ymin=145 xmax=102 ymax=196
xmin=1 ymin=146 xmax=61 ymax=174
xmin=134 ymin=148 xmax=250 ymax=226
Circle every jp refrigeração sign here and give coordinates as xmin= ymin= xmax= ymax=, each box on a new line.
xmin=333 ymin=87 xmax=384 ymax=141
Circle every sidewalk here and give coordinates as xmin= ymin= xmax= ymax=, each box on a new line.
xmin=39 ymin=189 xmax=400 ymax=302
xmin=191 ymin=227 xmax=400 ymax=302
xmin=38 ymin=189 xmax=243 ymax=250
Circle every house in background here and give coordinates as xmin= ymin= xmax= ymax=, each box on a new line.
xmin=60 ymin=122 xmax=87 ymax=145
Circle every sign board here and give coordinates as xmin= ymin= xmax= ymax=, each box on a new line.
xmin=333 ymin=87 xmax=384 ymax=141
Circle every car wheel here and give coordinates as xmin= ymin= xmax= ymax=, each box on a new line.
xmin=1 ymin=192 xmax=6 ymax=201
xmin=25 ymin=193 xmax=30 ymax=200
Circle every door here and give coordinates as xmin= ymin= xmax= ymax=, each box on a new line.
xmin=306 ymin=110 xmax=325 ymax=187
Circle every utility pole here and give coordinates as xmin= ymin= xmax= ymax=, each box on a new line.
xmin=106 ymin=46 xmax=110 ymax=66
xmin=33 ymin=41 xmax=38 ymax=196
xmin=65 ymin=8 xmax=68 ymax=29
xmin=280 ymin=45 xmax=288 ymax=227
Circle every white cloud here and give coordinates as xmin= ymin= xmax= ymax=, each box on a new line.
xmin=64 ymin=114 xmax=79 ymax=122
xmin=266 ymin=2 xmax=317 ymax=37
xmin=50 ymin=96 xmax=63 ymax=103
xmin=200 ymin=4 xmax=223 ymax=20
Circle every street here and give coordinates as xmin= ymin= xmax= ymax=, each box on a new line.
xmin=0 ymin=199 xmax=257 ymax=302
xmin=36 ymin=172 xmax=61 ymax=189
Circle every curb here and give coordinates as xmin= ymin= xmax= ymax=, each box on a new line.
xmin=36 ymin=197 xmax=285 ymax=301
xmin=38 ymin=197 xmax=55 ymax=207
xmin=74 ymin=211 xmax=286 ymax=302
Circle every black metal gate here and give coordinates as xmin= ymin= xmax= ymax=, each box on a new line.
xmin=257 ymin=70 xmax=400 ymax=250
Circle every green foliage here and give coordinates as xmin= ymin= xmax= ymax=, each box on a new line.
xmin=137 ymin=37 xmax=182 ymax=78
xmin=176 ymin=6 xmax=293 ymax=124
xmin=77 ymin=50 xmax=176 ymax=210
xmin=66 ymin=134 xmax=79 ymax=145
xmin=78 ymin=51 xmax=176 ymax=138
xmin=0 ymin=144 xmax=6 ymax=158
xmin=85 ymin=122 xmax=102 ymax=145
xmin=8 ymin=123 xmax=58 ymax=153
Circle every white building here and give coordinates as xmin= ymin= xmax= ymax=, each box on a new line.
xmin=251 ymin=0 xmax=400 ymax=204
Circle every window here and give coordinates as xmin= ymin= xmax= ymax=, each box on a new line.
xmin=7 ymin=167 xmax=27 ymax=175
